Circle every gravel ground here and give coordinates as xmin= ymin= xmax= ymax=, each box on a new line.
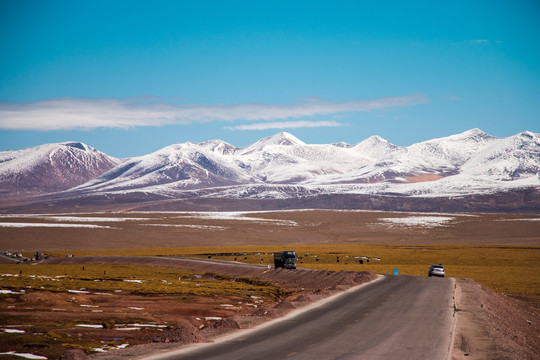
xmin=452 ymin=278 xmax=540 ymax=360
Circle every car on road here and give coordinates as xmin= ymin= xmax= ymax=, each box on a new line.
xmin=428 ymin=264 xmax=445 ymax=277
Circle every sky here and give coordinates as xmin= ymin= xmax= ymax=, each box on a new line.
xmin=0 ymin=0 xmax=539 ymax=158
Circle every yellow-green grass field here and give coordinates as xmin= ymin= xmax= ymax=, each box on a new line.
xmin=41 ymin=244 xmax=540 ymax=306
xmin=0 ymin=263 xmax=284 ymax=299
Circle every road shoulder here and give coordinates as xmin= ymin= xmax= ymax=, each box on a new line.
xmin=452 ymin=278 xmax=540 ymax=360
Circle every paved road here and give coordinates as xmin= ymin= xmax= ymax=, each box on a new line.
xmin=148 ymin=275 xmax=455 ymax=360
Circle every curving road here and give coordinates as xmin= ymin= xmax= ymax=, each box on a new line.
xmin=147 ymin=275 xmax=455 ymax=360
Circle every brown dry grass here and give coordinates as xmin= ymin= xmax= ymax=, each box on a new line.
xmin=1 ymin=210 xmax=539 ymax=253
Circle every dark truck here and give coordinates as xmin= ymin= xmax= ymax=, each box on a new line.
xmin=274 ymin=251 xmax=297 ymax=269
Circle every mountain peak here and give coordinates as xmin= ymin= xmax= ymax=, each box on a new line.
xmin=450 ymin=128 xmax=494 ymax=141
xmin=260 ymin=132 xmax=305 ymax=146
xmin=363 ymin=135 xmax=390 ymax=144
xmin=61 ymin=141 xmax=92 ymax=151
xmin=198 ymin=139 xmax=237 ymax=155
xmin=240 ymin=132 xmax=305 ymax=155
xmin=519 ymin=131 xmax=537 ymax=140
xmin=0 ymin=141 xmax=119 ymax=194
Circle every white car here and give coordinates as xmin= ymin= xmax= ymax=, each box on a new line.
xmin=428 ymin=264 xmax=445 ymax=277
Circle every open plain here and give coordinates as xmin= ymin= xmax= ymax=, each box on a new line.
xmin=0 ymin=210 xmax=539 ymax=359
xmin=1 ymin=209 xmax=540 ymax=250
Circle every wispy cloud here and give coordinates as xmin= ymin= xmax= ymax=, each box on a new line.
xmin=226 ymin=120 xmax=346 ymax=131
xmin=470 ymin=39 xmax=490 ymax=44
xmin=468 ymin=39 xmax=502 ymax=45
xmin=0 ymin=94 xmax=428 ymax=131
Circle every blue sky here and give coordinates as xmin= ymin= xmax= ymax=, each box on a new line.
xmin=1 ymin=0 xmax=539 ymax=158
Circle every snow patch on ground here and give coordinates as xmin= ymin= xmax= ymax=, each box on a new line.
xmin=379 ymin=216 xmax=455 ymax=228
xmin=0 ymin=352 xmax=47 ymax=359
xmin=496 ymin=218 xmax=540 ymax=222
xmin=0 ymin=222 xmax=114 ymax=229
xmin=33 ymin=216 xmax=151 ymax=222
xmin=141 ymin=224 xmax=228 ymax=230
xmin=0 ymin=289 xmax=25 ymax=294
xmin=175 ymin=212 xmax=298 ymax=226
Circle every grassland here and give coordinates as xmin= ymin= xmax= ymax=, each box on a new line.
xmin=0 ymin=263 xmax=284 ymax=359
xmin=40 ymin=244 xmax=540 ymax=305
xmin=0 ymin=263 xmax=284 ymax=298
xmin=1 ymin=244 xmax=538 ymax=359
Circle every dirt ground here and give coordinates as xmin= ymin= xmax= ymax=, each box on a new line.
xmin=452 ymin=278 xmax=540 ymax=360
xmin=1 ymin=210 xmax=539 ymax=252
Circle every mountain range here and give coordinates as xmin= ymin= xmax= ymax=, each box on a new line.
xmin=1 ymin=129 xmax=539 ymax=213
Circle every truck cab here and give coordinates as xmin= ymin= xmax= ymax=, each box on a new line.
xmin=274 ymin=251 xmax=297 ymax=269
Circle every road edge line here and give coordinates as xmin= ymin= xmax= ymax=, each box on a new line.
xmin=446 ymin=277 xmax=458 ymax=360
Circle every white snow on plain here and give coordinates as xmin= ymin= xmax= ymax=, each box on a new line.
xmin=0 ymin=289 xmax=25 ymax=294
xmin=0 ymin=352 xmax=47 ymax=359
xmin=2 ymin=329 xmax=25 ymax=333
xmin=32 ymin=216 xmax=151 ymax=222
xmin=379 ymin=216 xmax=455 ymax=228
xmin=76 ymin=324 xmax=103 ymax=328
xmin=175 ymin=212 xmax=298 ymax=226
xmin=496 ymin=218 xmax=540 ymax=222
xmin=141 ymin=224 xmax=228 ymax=230
xmin=92 ymin=343 xmax=130 ymax=353
xmin=117 ymin=323 xmax=167 ymax=328
xmin=0 ymin=222 xmax=114 ymax=229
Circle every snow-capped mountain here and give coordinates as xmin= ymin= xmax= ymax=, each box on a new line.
xmin=77 ymin=141 xmax=257 ymax=192
xmin=0 ymin=129 xmax=538 ymax=212
xmin=460 ymin=131 xmax=540 ymax=180
xmin=71 ymin=129 xmax=539 ymax=196
xmin=331 ymin=128 xmax=499 ymax=184
xmin=0 ymin=142 xmax=120 ymax=196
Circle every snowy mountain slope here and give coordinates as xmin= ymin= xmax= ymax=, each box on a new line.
xmin=234 ymin=133 xmax=372 ymax=183
xmin=76 ymin=142 xmax=259 ymax=192
xmin=401 ymin=128 xmax=498 ymax=172
xmin=198 ymin=139 xmax=238 ymax=155
xmin=351 ymin=135 xmax=404 ymax=161
xmin=304 ymin=128 xmax=499 ymax=185
xmin=337 ymin=128 xmax=498 ymax=183
xmin=460 ymin=131 xmax=540 ymax=180
xmin=70 ymin=129 xmax=540 ymax=197
xmin=0 ymin=142 xmax=120 ymax=195
xmin=1 ymin=129 xmax=538 ymax=208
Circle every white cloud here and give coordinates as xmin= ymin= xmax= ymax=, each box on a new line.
xmin=470 ymin=39 xmax=490 ymax=44
xmin=469 ymin=40 xmax=501 ymax=45
xmin=226 ymin=120 xmax=346 ymax=131
xmin=0 ymin=94 xmax=428 ymax=131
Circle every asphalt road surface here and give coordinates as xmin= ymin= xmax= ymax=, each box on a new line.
xmin=148 ymin=275 xmax=455 ymax=360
